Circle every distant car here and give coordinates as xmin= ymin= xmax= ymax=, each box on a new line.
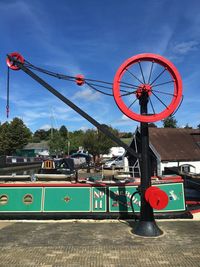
xmin=103 ymin=156 xmax=125 ymax=169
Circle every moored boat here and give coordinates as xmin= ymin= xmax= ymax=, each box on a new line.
xmin=0 ymin=172 xmax=193 ymax=219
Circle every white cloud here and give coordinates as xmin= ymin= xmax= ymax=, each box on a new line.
xmin=39 ymin=124 xmax=51 ymax=130
xmin=80 ymin=126 xmax=90 ymax=132
xmin=111 ymin=114 xmax=138 ymax=128
xmin=172 ymin=41 xmax=199 ymax=55
xmin=73 ymin=88 xmax=101 ymax=101
xmin=21 ymin=110 xmax=51 ymax=127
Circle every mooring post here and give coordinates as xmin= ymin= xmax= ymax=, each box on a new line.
xmin=134 ymin=92 xmax=163 ymax=237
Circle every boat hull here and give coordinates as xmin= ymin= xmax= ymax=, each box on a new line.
xmin=0 ymin=180 xmax=188 ymax=219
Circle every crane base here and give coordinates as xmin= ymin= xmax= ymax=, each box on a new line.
xmin=133 ymin=221 xmax=163 ymax=237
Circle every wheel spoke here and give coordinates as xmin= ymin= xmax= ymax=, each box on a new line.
xmin=149 ymin=97 xmax=156 ymax=114
xmin=150 ymin=68 xmax=166 ymax=86
xmin=152 ymin=80 xmax=174 ymax=87
xmin=120 ymin=88 xmax=134 ymax=94
xmin=120 ymin=81 xmax=138 ymax=89
xmin=125 ymin=68 xmax=144 ymax=84
xmin=128 ymin=97 xmax=138 ymax=109
xmin=138 ymin=61 xmax=146 ymax=84
xmin=152 ymin=91 xmax=169 ymax=109
xmin=121 ymin=90 xmax=137 ymax=97
xmin=151 ymin=89 xmax=176 ymax=97
xmin=148 ymin=62 xmax=154 ymax=83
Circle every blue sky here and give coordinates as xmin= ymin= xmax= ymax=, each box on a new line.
xmin=0 ymin=0 xmax=200 ymax=133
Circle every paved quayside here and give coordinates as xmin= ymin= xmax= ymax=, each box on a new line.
xmin=0 ymin=218 xmax=200 ymax=266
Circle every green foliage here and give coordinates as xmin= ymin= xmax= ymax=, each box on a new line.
xmin=48 ymin=131 xmax=66 ymax=156
xmin=0 ymin=117 xmax=131 ymax=157
xmin=0 ymin=118 xmax=32 ymax=155
xmin=32 ymin=129 xmax=49 ymax=141
xmin=162 ymin=115 xmax=177 ymax=128
xmin=120 ymin=132 xmax=133 ymax=138
xmin=83 ymin=125 xmax=119 ymax=158
xmin=48 ymin=126 xmax=69 ymax=156
xmin=59 ymin=125 xmax=68 ymax=139
xmin=82 ymin=130 xmax=97 ymax=155
xmin=0 ymin=122 xmax=11 ymax=155
xmin=68 ymin=130 xmax=84 ymax=153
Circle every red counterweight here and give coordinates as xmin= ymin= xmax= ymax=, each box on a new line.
xmin=145 ymin=186 xmax=169 ymax=210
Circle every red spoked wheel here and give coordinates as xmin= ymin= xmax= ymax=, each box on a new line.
xmin=6 ymin=52 xmax=24 ymax=70
xmin=113 ymin=53 xmax=182 ymax=122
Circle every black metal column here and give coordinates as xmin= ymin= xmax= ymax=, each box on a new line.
xmin=134 ymin=93 xmax=163 ymax=237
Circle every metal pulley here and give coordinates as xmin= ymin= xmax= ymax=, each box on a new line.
xmin=6 ymin=52 xmax=24 ymax=70
xmin=145 ymin=186 xmax=169 ymax=210
xmin=76 ymin=74 xmax=85 ymax=86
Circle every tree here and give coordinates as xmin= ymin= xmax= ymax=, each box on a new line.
xmin=149 ymin=123 xmax=157 ymax=128
xmin=48 ymin=127 xmax=69 ymax=156
xmin=0 ymin=122 xmax=10 ymax=155
xmin=48 ymin=131 xmax=66 ymax=156
xmin=83 ymin=125 xmax=119 ymax=161
xmin=33 ymin=129 xmax=49 ymax=142
xmin=120 ymin=132 xmax=133 ymax=138
xmin=9 ymin=118 xmax=32 ymax=154
xmin=97 ymin=125 xmax=119 ymax=155
xmin=59 ymin=125 xmax=68 ymax=139
xmin=82 ymin=129 xmax=97 ymax=156
xmin=162 ymin=115 xmax=177 ymax=128
xmin=0 ymin=118 xmax=32 ymax=155
xmin=197 ymin=124 xmax=200 ymax=130
xmin=69 ymin=130 xmax=84 ymax=153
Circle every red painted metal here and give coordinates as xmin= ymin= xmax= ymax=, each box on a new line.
xmin=76 ymin=74 xmax=85 ymax=86
xmin=145 ymin=186 xmax=159 ymax=202
xmin=190 ymin=209 xmax=200 ymax=214
xmin=186 ymin=201 xmax=200 ymax=205
xmin=113 ymin=53 xmax=182 ymax=122
xmin=0 ymin=179 xmax=184 ymax=188
xmin=6 ymin=52 xmax=24 ymax=70
xmin=145 ymin=186 xmax=169 ymax=210
xmin=136 ymin=84 xmax=152 ymax=99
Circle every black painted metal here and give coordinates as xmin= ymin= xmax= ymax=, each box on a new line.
xmin=134 ymin=92 xmax=163 ymax=236
xmin=7 ymin=55 xmax=140 ymax=159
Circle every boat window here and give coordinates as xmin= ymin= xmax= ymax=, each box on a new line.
xmin=23 ymin=194 xmax=33 ymax=205
xmin=0 ymin=195 xmax=8 ymax=205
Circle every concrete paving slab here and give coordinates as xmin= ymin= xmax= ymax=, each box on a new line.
xmin=0 ymin=219 xmax=199 ymax=266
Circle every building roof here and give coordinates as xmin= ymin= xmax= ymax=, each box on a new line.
xmin=149 ymin=128 xmax=200 ymax=162
xmin=23 ymin=141 xmax=49 ymax=150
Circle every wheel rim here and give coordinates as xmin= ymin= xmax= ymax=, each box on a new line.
xmin=113 ymin=53 xmax=182 ymax=123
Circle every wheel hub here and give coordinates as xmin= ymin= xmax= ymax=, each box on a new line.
xmin=136 ymin=84 xmax=152 ymax=99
